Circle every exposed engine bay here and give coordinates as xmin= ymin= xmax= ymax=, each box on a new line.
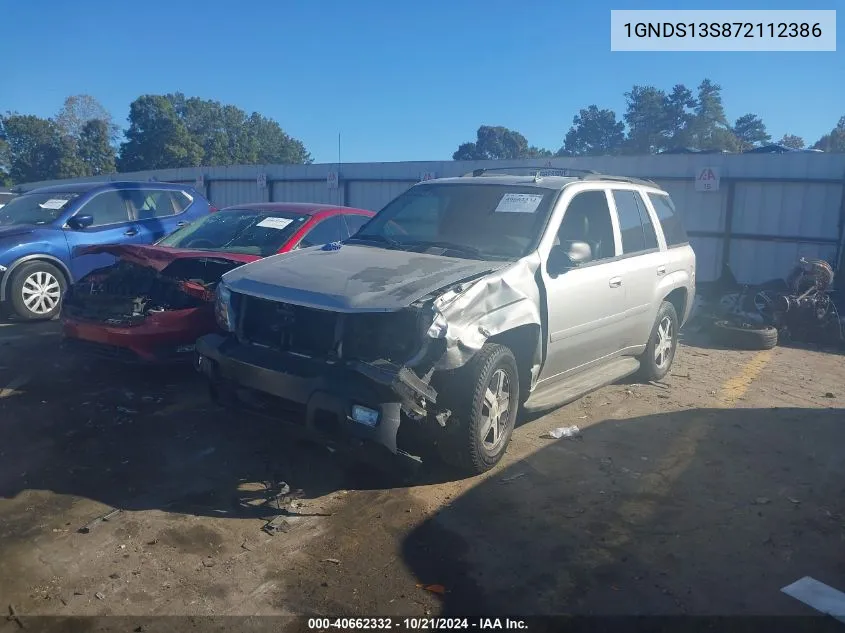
xmin=64 ymin=258 xmax=245 ymax=326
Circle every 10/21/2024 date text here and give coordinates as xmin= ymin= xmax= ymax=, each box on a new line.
xmin=307 ymin=618 xmax=528 ymax=630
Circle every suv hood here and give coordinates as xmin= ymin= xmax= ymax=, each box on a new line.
xmin=221 ymin=243 xmax=509 ymax=312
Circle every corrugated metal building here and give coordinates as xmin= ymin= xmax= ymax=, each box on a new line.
xmin=15 ymin=153 xmax=845 ymax=284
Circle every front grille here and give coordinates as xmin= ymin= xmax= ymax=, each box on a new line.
xmin=239 ymin=294 xmax=338 ymax=357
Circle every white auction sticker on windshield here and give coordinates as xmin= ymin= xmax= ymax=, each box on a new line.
xmin=494 ymin=193 xmax=544 ymax=214
xmin=256 ymin=217 xmax=294 ymax=230
xmin=39 ymin=198 xmax=71 ymax=210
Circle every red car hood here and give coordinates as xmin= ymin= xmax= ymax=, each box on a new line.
xmin=75 ymin=244 xmax=261 ymax=272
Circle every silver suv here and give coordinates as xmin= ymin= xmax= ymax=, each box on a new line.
xmin=195 ymin=168 xmax=696 ymax=474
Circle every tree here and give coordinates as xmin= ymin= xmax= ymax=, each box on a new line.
xmin=526 ymin=146 xmax=554 ymax=158
xmin=663 ymin=84 xmax=697 ymax=149
xmin=689 ymin=79 xmax=739 ymax=152
xmin=623 ymin=85 xmax=669 ymax=153
xmin=0 ymin=136 xmax=10 ymax=186
xmin=452 ymin=125 xmax=532 ymax=160
xmin=561 ymin=105 xmax=625 ymax=156
xmin=126 ymin=93 xmax=312 ymax=168
xmin=733 ymin=113 xmax=771 ymax=150
xmin=812 ymin=116 xmax=845 ymax=153
xmin=1 ymin=113 xmax=85 ymax=183
xmin=55 ymin=95 xmax=118 ymax=141
xmin=118 ymin=95 xmax=204 ymax=171
xmin=778 ymin=134 xmax=805 ymax=149
xmin=246 ymin=113 xmax=312 ymax=164
xmin=78 ymin=119 xmax=117 ymax=175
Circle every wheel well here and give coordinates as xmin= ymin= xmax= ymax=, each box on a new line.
xmin=2 ymin=257 xmax=71 ymax=302
xmin=487 ymin=324 xmax=541 ymax=402
xmin=664 ymin=287 xmax=688 ymax=322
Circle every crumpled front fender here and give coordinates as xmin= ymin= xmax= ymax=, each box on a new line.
xmin=423 ymin=254 xmax=544 ymax=374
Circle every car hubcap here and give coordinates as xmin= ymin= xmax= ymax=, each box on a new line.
xmin=22 ymin=271 xmax=61 ymax=315
xmin=654 ymin=316 xmax=674 ymax=368
xmin=480 ymin=369 xmax=511 ymax=451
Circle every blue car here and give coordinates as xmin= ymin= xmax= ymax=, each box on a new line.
xmin=0 ymin=181 xmax=214 ymax=320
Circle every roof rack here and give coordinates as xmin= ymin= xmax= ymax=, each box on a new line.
xmin=463 ymin=166 xmax=599 ymax=178
xmin=461 ymin=166 xmax=659 ymax=188
xmin=579 ymin=174 xmax=659 ymax=187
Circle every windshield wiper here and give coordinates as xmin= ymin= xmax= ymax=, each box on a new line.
xmin=401 ymin=240 xmax=511 ymax=260
xmin=348 ymin=233 xmax=402 ymax=248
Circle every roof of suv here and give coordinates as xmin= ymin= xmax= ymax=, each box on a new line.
xmin=26 ymin=181 xmax=196 ymax=195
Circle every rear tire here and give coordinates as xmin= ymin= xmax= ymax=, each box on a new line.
xmin=9 ymin=261 xmax=66 ymax=321
xmin=711 ymin=320 xmax=778 ymax=350
xmin=436 ymin=343 xmax=519 ymax=475
xmin=636 ymin=301 xmax=679 ymax=382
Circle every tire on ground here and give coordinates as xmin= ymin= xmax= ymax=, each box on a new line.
xmin=435 ymin=343 xmax=520 ymax=475
xmin=636 ymin=300 xmax=680 ymax=382
xmin=9 ymin=261 xmax=67 ymax=321
xmin=711 ymin=320 xmax=778 ymax=350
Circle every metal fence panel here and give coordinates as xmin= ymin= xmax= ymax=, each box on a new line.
xmin=347 ymin=180 xmax=416 ymax=212
xmin=657 ymin=179 xmax=727 ymax=233
xmin=209 ymin=180 xmax=267 ymax=208
xmin=271 ymin=181 xmax=342 ymax=205
xmin=688 ymin=236 xmax=723 ymax=282
xmin=732 ymin=181 xmax=842 ymax=240
xmin=728 ymin=238 xmax=839 ymax=284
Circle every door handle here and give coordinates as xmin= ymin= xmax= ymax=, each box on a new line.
xmin=176 ymin=221 xmax=189 ymax=227
xmin=124 ymin=228 xmax=138 ymax=236
xmin=657 ymin=266 xmax=667 ymax=276
xmin=609 ymin=277 xmax=623 ymax=288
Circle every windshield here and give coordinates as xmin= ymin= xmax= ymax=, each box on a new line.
xmin=349 ymin=183 xmax=557 ymax=260
xmin=0 ymin=193 xmax=79 ymax=226
xmin=156 ymin=209 xmax=309 ymax=256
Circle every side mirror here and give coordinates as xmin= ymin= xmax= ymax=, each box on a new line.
xmin=68 ymin=214 xmax=94 ymax=230
xmin=548 ymin=241 xmax=592 ymax=275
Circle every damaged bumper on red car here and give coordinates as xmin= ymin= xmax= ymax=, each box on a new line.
xmin=61 ymin=244 xmax=257 ymax=363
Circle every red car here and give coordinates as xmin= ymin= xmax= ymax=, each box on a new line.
xmin=61 ymin=203 xmax=375 ymax=362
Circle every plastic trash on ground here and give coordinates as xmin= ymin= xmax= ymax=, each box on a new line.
xmin=546 ymin=425 xmax=581 ymax=439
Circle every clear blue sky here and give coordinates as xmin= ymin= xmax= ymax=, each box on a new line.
xmin=2 ymin=0 xmax=843 ymax=163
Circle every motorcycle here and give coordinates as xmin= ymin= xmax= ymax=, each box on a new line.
xmin=706 ymin=258 xmax=843 ymax=350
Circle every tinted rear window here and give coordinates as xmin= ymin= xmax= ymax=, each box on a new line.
xmin=647 ymin=193 xmax=688 ymax=247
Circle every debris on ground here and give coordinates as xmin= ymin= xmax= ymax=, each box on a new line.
xmin=116 ymin=406 xmax=138 ymax=414
xmin=500 ymin=472 xmax=526 ymax=483
xmin=416 ymin=584 xmax=446 ymax=595
xmin=262 ymin=514 xmax=301 ymax=535
xmin=323 ymin=558 xmax=341 ymax=565
xmin=0 ymin=374 xmax=32 ymax=400
xmin=202 ymin=559 xmax=216 ymax=568
xmin=787 ymin=497 xmax=801 ymax=504
xmin=95 ymin=592 xmax=105 ymax=600
xmin=78 ymin=508 xmax=122 ymax=534
xmin=824 ymin=392 xmax=835 ymax=398
xmin=7 ymin=604 xmax=23 ymax=629
xmin=545 ymin=426 xmax=581 ymax=440
xmin=753 ymin=497 xmax=771 ymax=505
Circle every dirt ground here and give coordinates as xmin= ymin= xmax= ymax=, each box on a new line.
xmin=1 ymin=318 xmax=844 ymax=627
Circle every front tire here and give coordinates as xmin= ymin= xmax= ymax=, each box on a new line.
xmin=437 ymin=343 xmax=520 ymax=475
xmin=9 ymin=261 xmax=66 ymax=321
xmin=637 ymin=301 xmax=679 ymax=382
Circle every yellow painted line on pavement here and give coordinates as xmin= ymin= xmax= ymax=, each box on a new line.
xmin=597 ymin=348 xmax=775 ymax=550
xmin=717 ymin=349 xmax=774 ymax=408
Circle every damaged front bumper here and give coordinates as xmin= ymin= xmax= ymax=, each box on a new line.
xmin=195 ymin=333 xmax=431 ymax=457
xmin=62 ymin=307 xmax=215 ymax=363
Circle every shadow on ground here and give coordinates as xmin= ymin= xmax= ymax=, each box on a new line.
xmin=401 ymin=407 xmax=845 ymax=617
xmin=0 ymin=327 xmax=452 ymax=527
